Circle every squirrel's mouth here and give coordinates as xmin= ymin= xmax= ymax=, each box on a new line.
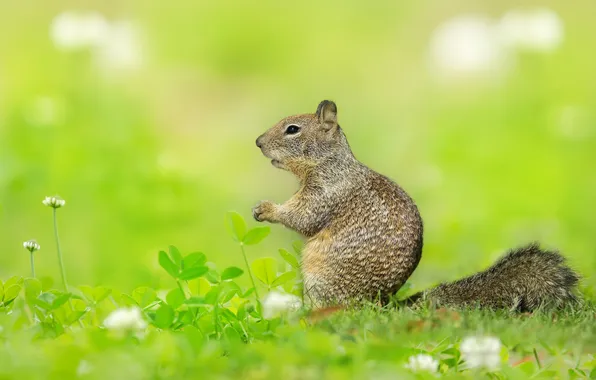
xmin=271 ymin=159 xmax=286 ymax=169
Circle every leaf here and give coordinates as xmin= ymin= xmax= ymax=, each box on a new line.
xmin=292 ymin=240 xmax=303 ymax=255
xmin=153 ymin=304 xmax=175 ymax=329
xmin=205 ymin=269 xmax=220 ymax=284
xmin=204 ymin=286 xmax=221 ymax=305
xmin=271 ymin=271 xmax=296 ymax=287
xmin=93 ymin=286 xmax=112 ymax=303
xmin=251 ymin=258 xmax=277 ymax=285
xmin=223 ymin=325 xmax=242 ymax=342
xmin=183 ymin=252 xmax=207 ymax=269
xmin=279 ymin=249 xmax=300 ymax=269
xmin=66 ymin=310 xmax=87 ymax=326
xmin=179 ymin=266 xmax=209 ymax=281
xmin=219 ymin=308 xmax=238 ymax=322
xmin=184 ymin=296 xmax=208 ymax=308
xmin=226 ymin=211 xmax=246 ymax=242
xmin=221 ymin=267 xmax=244 ymax=281
xmin=166 ymin=288 xmax=186 ymax=309
xmin=142 ymin=301 xmax=161 ymax=311
xmin=236 ymin=301 xmax=248 ymax=320
xmin=33 ymin=298 xmax=53 ymax=311
xmin=133 ymin=287 xmax=157 ymax=308
xmin=3 ymin=284 xmax=21 ymax=303
xmin=4 ymin=276 xmax=22 ymax=288
xmin=158 ymin=251 xmax=179 ymax=278
xmin=79 ymin=285 xmax=94 ymax=302
xmin=189 ymin=277 xmax=212 ymax=296
xmin=396 ymin=281 xmax=413 ymax=298
xmin=24 ymin=278 xmax=42 ymax=300
xmin=219 ymin=282 xmax=241 ymax=304
xmin=241 ymin=288 xmax=255 ymax=298
xmin=169 ymin=245 xmax=183 ymax=267
xmin=51 ymin=293 xmax=72 ymax=309
xmin=120 ymin=294 xmax=138 ymax=306
xmin=243 ymin=226 xmax=270 ymax=245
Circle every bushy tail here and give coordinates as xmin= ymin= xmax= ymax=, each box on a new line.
xmin=408 ymin=243 xmax=580 ymax=311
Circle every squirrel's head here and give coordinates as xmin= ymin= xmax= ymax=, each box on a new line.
xmin=255 ymin=100 xmax=352 ymax=175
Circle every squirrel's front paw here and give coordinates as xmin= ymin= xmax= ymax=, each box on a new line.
xmin=252 ymin=200 xmax=277 ymax=222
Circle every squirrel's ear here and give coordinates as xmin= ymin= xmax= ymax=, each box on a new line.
xmin=315 ymin=100 xmax=337 ymax=131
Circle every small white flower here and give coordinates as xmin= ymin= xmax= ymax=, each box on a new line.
xmin=460 ymin=336 xmax=502 ymax=370
xmin=498 ymin=8 xmax=564 ymax=52
xmin=23 ymin=240 xmax=41 ymax=252
xmin=42 ymin=195 xmax=66 ymax=208
xmin=103 ymin=306 xmax=148 ymax=332
xmin=262 ymin=291 xmax=302 ymax=319
xmin=405 ymin=354 xmax=439 ymax=373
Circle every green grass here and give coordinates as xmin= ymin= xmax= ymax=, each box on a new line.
xmin=1 ymin=2 xmax=596 ymax=379
xmin=1 ymin=211 xmax=595 ymax=379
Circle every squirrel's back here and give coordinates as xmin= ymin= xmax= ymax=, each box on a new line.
xmin=300 ymin=162 xmax=424 ymax=305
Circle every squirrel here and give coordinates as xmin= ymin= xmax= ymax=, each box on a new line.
xmin=252 ymin=100 xmax=580 ymax=310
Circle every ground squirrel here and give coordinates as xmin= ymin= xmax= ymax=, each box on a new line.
xmin=253 ymin=100 xmax=579 ymax=310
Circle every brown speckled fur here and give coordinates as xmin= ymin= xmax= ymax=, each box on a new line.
xmin=253 ymin=100 xmax=580 ymax=310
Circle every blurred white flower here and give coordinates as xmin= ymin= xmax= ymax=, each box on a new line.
xmin=498 ymin=8 xmax=564 ymax=52
xmin=42 ymin=195 xmax=66 ymax=208
xmin=262 ymin=291 xmax=302 ymax=319
xmin=103 ymin=306 xmax=148 ymax=332
xmin=405 ymin=354 xmax=439 ymax=373
xmin=429 ymin=15 xmax=510 ymax=78
xmin=23 ymin=240 xmax=41 ymax=252
xmin=50 ymin=11 xmax=144 ymax=73
xmin=460 ymin=336 xmax=502 ymax=370
xmin=76 ymin=360 xmax=94 ymax=376
xmin=429 ymin=9 xmax=564 ymax=80
xmin=50 ymin=11 xmax=110 ymax=50
xmin=93 ymin=21 xmax=143 ymax=72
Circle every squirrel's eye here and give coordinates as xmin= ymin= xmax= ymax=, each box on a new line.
xmin=285 ymin=125 xmax=300 ymax=135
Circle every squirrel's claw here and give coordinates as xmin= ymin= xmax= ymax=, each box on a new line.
xmin=252 ymin=200 xmax=275 ymax=222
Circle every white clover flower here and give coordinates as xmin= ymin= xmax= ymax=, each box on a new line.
xmin=50 ymin=11 xmax=144 ymax=74
xmin=50 ymin=11 xmax=110 ymax=51
xmin=498 ymin=8 xmax=563 ymax=52
xmin=23 ymin=240 xmax=41 ymax=252
xmin=103 ymin=306 xmax=148 ymax=332
xmin=93 ymin=21 xmax=144 ymax=72
xmin=405 ymin=354 xmax=439 ymax=373
xmin=460 ymin=336 xmax=502 ymax=370
xmin=42 ymin=195 xmax=66 ymax=208
xmin=429 ymin=14 xmax=511 ymax=78
xmin=262 ymin=291 xmax=302 ymax=319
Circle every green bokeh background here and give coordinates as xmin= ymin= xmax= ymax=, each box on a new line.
xmin=1 ymin=1 xmax=594 ymax=293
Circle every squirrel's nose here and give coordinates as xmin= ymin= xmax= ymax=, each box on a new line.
xmin=256 ymin=135 xmax=264 ymax=148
